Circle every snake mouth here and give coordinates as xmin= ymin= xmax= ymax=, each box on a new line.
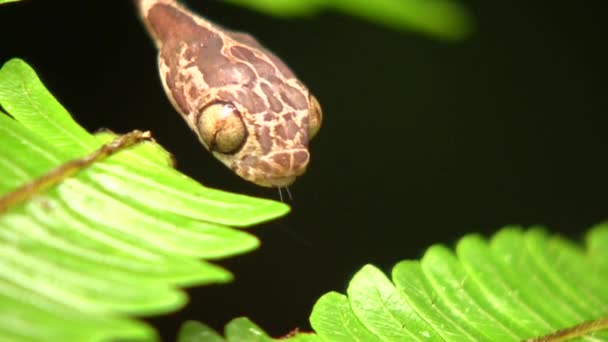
xmin=253 ymin=175 xmax=298 ymax=188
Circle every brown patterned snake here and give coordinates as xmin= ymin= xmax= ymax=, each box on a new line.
xmin=134 ymin=0 xmax=322 ymax=187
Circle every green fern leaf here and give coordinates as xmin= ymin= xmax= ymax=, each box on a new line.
xmin=179 ymin=226 xmax=608 ymax=341
xmin=0 ymin=58 xmax=289 ymax=341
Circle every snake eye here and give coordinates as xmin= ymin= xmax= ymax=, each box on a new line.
xmin=197 ymin=102 xmax=247 ymax=154
xmin=308 ymin=94 xmax=323 ymax=140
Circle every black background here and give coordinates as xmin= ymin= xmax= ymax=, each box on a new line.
xmin=1 ymin=0 xmax=607 ymax=340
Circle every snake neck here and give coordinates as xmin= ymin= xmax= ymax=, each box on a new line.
xmin=134 ymin=0 xmax=177 ymax=15
xmin=134 ymin=0 xmax=184 ymax=49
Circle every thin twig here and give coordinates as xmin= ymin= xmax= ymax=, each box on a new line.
xmin=0 ymin=130 xmax=152 ymax=214
xmin=524 ymin=317 xmax=608 ymax=342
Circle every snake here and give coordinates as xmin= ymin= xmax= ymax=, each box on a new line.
xmin=134 ymin=0 xmax=322 ymax=187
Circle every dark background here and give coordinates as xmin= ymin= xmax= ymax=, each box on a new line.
xmin=1 ymin=0 xmax=606 ymax=340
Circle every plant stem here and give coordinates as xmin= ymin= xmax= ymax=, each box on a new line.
xmin=0 ymin=130 xmax=152 ymax=214
xmin=524 ymin=317 xmax=608 ymax=342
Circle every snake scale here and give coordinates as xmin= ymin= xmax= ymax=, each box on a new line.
xmin=135 ymin=0 xmax=322 ymax=187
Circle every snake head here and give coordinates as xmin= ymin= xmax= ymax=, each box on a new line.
xmin=140 ymin=0 xmax=322 ymax=187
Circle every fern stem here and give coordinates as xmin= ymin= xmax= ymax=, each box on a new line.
xmin=0 ymin=130 xmax=152 ymax=214
xmin=524 ymin=317 xmax=608 ymax=342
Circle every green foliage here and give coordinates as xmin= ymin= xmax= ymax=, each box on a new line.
xmin=0 ymin=58 xmax=289 ymax=341
xmin=179 ymin=318 xmax=320 ymax=342
xmin=224 ymin=0 xmax=472 ymax=40
xmin=178 ymin=226 xmax=608 ymax=341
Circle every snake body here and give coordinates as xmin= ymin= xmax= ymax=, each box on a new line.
xmin=135 ymin=0 xmax=322 ymax=187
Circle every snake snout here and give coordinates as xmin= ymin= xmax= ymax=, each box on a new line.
xmin=248 ymin=148 xmax=310 ymax=187
xmin=266 ymin=148 xmax=310 ymax=177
